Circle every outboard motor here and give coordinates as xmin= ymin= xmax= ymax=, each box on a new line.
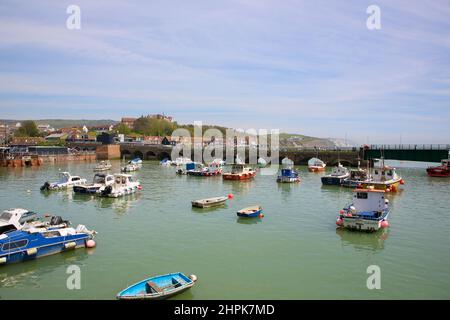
xmin=101 ymin=185 xmax=113 ymax=197
xmin=50 ymin=216 xmax=64 ymax=226
xmin=40 ymin=182 xmax=50 ymax=191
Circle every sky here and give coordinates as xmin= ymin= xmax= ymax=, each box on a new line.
xmin=0 ymin=0 xmax=450 ymax=144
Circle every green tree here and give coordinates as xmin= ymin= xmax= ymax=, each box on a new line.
xmin=115 ymin=123 xmax=132 ymax=135
xmin=15 ymin=120 xmax=40 ymax=137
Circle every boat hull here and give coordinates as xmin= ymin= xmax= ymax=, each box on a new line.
xmin=321 ymin=176 xmax=347 ymax=186
xmin=223 ymin=172 xmax=256 ymax=180
xmin=277 ymin=176 xmax=300 ymax=183
xmin=426 ymin=168 xmax=450 ymax=177
xmin=0 ymin=235 xmax=89 ymax=266
xmin=116 ymin=273 xmax=196 ymax=300
xmin=191 ymin=197 xmax=227 ymax=208
xmin=308 ymin=166 xmax=326 ymax=173
xmin=73 ymin=185 xmax=100 ymax=194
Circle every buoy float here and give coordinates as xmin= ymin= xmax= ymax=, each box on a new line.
xmin=86 ymin=239 xmax=96 ymax=248
xmin=339 ymin=210 xmax=345 ymax=215
xmin=259 ymin=214 xmax=264 ymax=218
xmin=386 ymin=188 xmax=391 ymax=192
xmin=227 ymin=193 xmax=234 ymax=199
xmin=381 ymin=220 xmax=389 ymax=228
xmin=400 ymin=179 xmax=405 ymax=185
xmin=138 ymin=185 xmax=143 ymax=190
xmin=336 ymin=218 xmax=344 ymax=226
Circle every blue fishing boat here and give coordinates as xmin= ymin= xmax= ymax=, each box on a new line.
xmin=237 ymin=206 xmax=263 ymax=218
xmin=277 ymin=168 xmax=300 ymax=183
xmin=0 ymin=223 xmax=96 ymax=266
xmin=277 ymin=157 xmax=300 ymax=183
xmin=116 ymin=272 xmax=198 ymax=300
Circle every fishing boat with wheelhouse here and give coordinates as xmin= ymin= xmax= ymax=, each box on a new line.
xmin=341 ymin=167 xmax=371 ymax=188
xmin=336 ymin=188 xmax=390 ymax=232
xmin=361 ymin=158 xmax=404 ymax=192
xmin=277 ymin=157 xmax=300 ymax=183
xmin=427 ymin=153 xmax=450 ymax=177
xmin=321 ymin=163 xmax=350 ymax=185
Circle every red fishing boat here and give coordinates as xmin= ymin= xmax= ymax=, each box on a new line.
xmin=427 ymin=158 xmax=450 ymax=177
xmin=223 ymin=164 xmax=256 ymax=180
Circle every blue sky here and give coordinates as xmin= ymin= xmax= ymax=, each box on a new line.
xmin=0 ymin=0 xmax=449 ymax=144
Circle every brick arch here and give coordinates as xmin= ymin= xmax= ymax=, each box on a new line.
xmin=158 ymin=151 xmax=171 ymax=161
xmin=121 ymin=150 xmax=131 ymax=159
xmin=146 ymin=151 xmax=157 ymax=160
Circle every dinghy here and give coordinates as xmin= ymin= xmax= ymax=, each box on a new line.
xmin=116 ymin=272 xmax=197 ymax=300
xmin=191 ymin=196 xmax=228 ymax=208
xmin=237 ymin=206 xmax=263 ymax=218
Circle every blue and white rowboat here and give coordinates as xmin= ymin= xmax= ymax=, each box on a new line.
xmin=116 ymin=272 xmax=198 ymax=300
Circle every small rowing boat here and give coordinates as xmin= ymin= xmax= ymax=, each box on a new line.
xmin=237 ymin=206 xmax=263 ymax=218
xmin=116 ymin=272 xmax=198 ymax=300
xmin=191 ymin=196 xmax=228 ymax=208
xmin=308 ymin=157 xmax=326 ymax=172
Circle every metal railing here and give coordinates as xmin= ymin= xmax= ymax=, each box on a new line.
xmin=369 ymin=144 xmax=450 ymax=150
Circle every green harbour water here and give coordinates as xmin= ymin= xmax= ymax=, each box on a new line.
xmin=0 ymin=160 xmax=449 ymax=299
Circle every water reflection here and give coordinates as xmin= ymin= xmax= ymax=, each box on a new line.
xmin=95 ymin=194 xmax=142 ymax=215
xmin=0 ymin=249 xmax=91 ymax=288
xmin=191 ymin=205 xmax=227 ymax=215
xmin=236 ymin=217 xmax=263 ymax=225
xmin=336 ymin=228 xmax=389 ymax=252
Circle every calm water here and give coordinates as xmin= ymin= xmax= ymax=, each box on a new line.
xmin=0 ymin=160 xmax=450 ymax=299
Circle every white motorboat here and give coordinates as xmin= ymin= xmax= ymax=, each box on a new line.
xmin=94 ymin=161 xmax=112 ymax=172
xmin=74 ymin=173 xmax=115 ymax=194
xmin=99 ymin=174 xmax=142 ymax=198
xmin=41 ymin=172 xmax=87 ymax=191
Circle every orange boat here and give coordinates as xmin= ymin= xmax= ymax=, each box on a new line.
xmin=308 ymin=157 xmax=326 ymax=172
xmin=223 ymin=164 xmax=256 ymax=180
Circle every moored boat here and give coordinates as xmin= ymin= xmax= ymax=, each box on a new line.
xmin=0 ymin=223 xmax=96 ymax=266
xmin=121 ymin=163 xmax=140 ymax=172
xmin=277 ymin=158 xmax=300 ymax=183
xmin=40 ymin=172 xmax=87 ymax=191
xmin=116 ymin=272 xmax=197 ymax=300
xmin=74 ymin=173 xmax=115 ymax=194
xmin=321 ymin=163 xmax=350 ymax=185
xmin=308 ymin=158 xmax=326 ymax=172
xmin=237 ymin=206 xmax=263 ymax=218
xmin=99 ymin=174 xmax=142 ymax=198
xmin=341 ymin=168 xmax=371 ymax=188
xmin=94 ymin=160 xmax=112 ymax=172
xmin=336 ymin=188 xmax=390 ymax=232
xmin=361 ymin=158 xmax=404 ymax=192
xmin=427 ymin=157 xmax=450 ymax=177
xmin=191 ymin=196 xmax=228 ymax=208
xmin=223 ymin=164 xmax=256 ymax=180
xmin=257 ymin=157 xmax=267 ymax=168
xmin=185 ymin=162 xmax=206 ymax=176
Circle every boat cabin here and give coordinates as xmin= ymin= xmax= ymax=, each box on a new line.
xmin=93 ymin=173 xmax=114 ymax=185
xmin=352 ymin=189 xmax=387 ymax=213
xmin=0 ymin=208 xmax=36 ymax=234
xmin=114 ymin=174 xmax=135 ymax=186
xmin=330 ymin=163 xmax=349 ymax=176
xmin=59 ymin=172 xmax=82 ymax=183
xmin=372 ymin=166 xmax=400 ymax=182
